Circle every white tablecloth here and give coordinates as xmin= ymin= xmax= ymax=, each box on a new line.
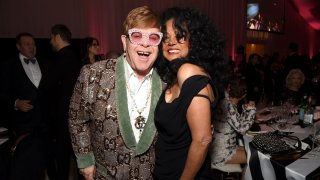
xmin=244 ymin=129 xmax=320 ymax=180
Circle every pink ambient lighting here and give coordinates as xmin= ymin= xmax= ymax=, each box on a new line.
xmin=291 ymin=0 xmax=320 ymax=31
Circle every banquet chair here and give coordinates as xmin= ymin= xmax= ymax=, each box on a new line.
xmin=211 ymin=138 xmax=243 ymax=180
xmin=211 ymin=163 xmax=242 ymax=180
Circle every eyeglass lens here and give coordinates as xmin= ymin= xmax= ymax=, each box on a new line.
xmin=129 ymin=30 xmax=162 ymax=46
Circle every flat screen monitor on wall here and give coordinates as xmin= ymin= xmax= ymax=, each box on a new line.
xmin=247 ymin=0 xmax=285 ymax=33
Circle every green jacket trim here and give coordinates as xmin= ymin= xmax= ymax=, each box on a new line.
xmin=75 ymin=152 xmax=95 ymax=168
xmin=115 ymin=55 xmax=162 ymax=155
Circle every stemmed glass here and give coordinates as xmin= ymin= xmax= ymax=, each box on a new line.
xmin=286 ymin=113 xmax=299 ymax=131
xmin=271 ymin=104 xmax=292 ymax=131
xmin=306 ymin=123 xmax=320 ymax=157
xmin=311 ymin=123 xmax=320 ymax=152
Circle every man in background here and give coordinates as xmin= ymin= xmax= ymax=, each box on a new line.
xmin=47 ymin=24 xmax=81 ymax=180
xmin=0 ymin=32 xmax=50 ymax=180
xmin=283 ymin=42 xmax=307 ymax=77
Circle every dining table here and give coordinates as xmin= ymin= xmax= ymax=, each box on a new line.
xmin=243 ymin=106 xmax=320 ymax=180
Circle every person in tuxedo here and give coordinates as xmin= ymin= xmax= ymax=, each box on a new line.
xmin=47 ymin=24 xmax=81 ymax=180
xmin=0 ymin=32 xmax=50 ymax=180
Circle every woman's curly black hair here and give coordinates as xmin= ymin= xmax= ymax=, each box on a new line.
xmin=155 ymin=7 xmax=228 ymax=94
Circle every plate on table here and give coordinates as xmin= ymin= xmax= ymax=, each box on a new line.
xmin=0 ymin=137 xmax=9 ymax=145
xmin=255 ymin=114 xmax=274 ymax=123
xmin=255 ymin=107 xmax=274 ymax=123
xmin=0 ymin=127 xmax=9 ymax=136
xmin=0 ymin=127 xmax=9 ymax=145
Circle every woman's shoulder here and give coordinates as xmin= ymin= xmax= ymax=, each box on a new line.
xmin=177 ymin=63 xmax=209 ymax=86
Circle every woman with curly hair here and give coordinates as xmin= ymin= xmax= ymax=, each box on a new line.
xmin=154 ymin=7 xmax=227 ymax=179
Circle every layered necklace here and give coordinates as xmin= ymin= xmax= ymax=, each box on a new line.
xmin=126 ymin=77 xmax=152 ymax=134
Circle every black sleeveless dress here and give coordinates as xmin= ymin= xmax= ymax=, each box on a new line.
xmin=154 ymin=75 xmax=218 ymax=180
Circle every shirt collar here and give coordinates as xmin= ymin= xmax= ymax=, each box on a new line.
xmin=124 ymin=59 xmax=153 ymax=82
xmin=19 ymin=53 xmax=36 ymax=62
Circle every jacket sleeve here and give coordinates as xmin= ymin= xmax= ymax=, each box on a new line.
xmin=226 ymin=100 xmax=256 ymax=134
xmin=68 ymin=65 xmax=95 ymax=168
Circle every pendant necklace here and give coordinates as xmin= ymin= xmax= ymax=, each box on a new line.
xmin=126 ymin=78 xmax=152 ymax=134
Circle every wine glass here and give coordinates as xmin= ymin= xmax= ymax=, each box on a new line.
xmin=273 ymin=104 xmax=291 ymax=131
xmin=286 ymin=114 xmax=299 ymax=131
xmin=311 ymin=123 xmax=320 ymax=152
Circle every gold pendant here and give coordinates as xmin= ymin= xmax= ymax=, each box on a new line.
xmin=135 ymin=115 xmax=146 ymax=129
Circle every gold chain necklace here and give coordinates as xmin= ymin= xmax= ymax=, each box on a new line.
xmin=126 ymin=77 xmax=152 ymax=134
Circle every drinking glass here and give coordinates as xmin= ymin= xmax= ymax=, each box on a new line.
xmin=273 ymin=104 xmax=292 ymax=131
xmin=311 ymin=123 xmax=320 ymax=152
xmin=286 ymin=114 xmax=299 ymax=131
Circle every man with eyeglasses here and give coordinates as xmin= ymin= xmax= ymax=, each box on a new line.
xmin=68 ymin=6 xmax=163 ymax=180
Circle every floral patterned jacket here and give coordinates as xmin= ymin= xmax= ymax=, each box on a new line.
xmin=211 ymin=92 xmax=256 ymax=166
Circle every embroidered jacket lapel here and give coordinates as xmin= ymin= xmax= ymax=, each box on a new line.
xmin=116 ymin=55 xmax=136 ymax=149
xmin=135 ymin=72 xmax=162 ymax=155
xmin=115 ymin=55 xmax=162 ymax=155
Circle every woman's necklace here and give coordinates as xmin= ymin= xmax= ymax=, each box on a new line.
xmin=126 ymin=78 xmax=152 ymax=134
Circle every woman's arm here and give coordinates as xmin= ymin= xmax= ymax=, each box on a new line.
xmin=180 ymin=85 xmax=213 ymax=179
xmin=177 ymin=63 xmax=213 ymax=179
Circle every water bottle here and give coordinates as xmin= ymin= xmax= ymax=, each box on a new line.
xmin=303 ymin=96 xmax=314 ymax=126
xmin=299 ymin=95 xmax=308 ymax=126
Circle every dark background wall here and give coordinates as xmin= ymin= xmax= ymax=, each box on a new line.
xmin=0 ymin=38 xmax=81 ymax=62
xmin=0 ymin=0 xmax=319 ymax=61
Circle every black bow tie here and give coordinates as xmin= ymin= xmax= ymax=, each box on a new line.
xmin=24 ymin=58 xmax=36 ymax=64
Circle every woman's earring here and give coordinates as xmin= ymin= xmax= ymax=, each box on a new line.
xmin=123 ymin=50 xmax=126 ymax=58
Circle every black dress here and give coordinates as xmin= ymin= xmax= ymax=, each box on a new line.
xmin=154 ymin=75 xmax=217 ymax=180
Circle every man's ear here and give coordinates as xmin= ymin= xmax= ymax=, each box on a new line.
xmin=56 ymin=34 xmax=62 ymax=42
xmin=121 ymin=35 xmax=127 ymax=50
xmin=16 ymin=43 xmax=21 ymax=51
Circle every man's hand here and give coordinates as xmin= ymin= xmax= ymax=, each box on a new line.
xmin=80 ymin=165 xmax=96 ymax=180
xmin=15 ymin=99 xmax=33 ymax=112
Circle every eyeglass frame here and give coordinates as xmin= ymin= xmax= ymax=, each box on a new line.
xmin=127 ymin=28 xmax=163 ymax=46
xmin=162 ymin=34 xmax=188 ymax=45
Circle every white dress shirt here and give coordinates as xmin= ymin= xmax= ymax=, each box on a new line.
xmin=19 ymin=53 xmax=42 ymax=88
xmin=124 ymin=60 xmax=152 ymax=143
